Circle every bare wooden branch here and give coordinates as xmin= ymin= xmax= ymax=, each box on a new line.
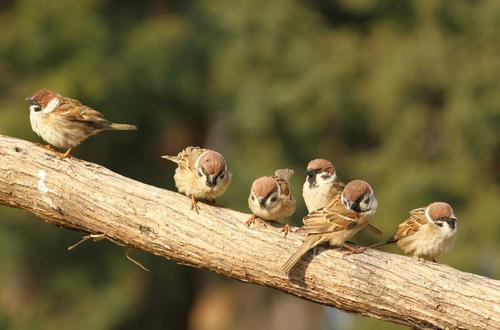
xmin=0 ymin=134 xmax=498 ymax=329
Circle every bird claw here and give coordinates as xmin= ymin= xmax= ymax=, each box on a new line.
xmin=191 ymin=197 xmax=200 ymax=214
xmin=281 ymin=224 xmax=291 ymax=238
xmin=56 ymin=148 xmax=73 ymax=159
xmin=245 ymin=215 xmax=266 ymax=227
xmin=342 ymin=242 xmax=367 ymax=255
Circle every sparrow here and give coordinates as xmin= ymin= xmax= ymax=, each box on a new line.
xmin=303 ymin=158 xmax=344 ymax=212
xmin=27 ymin=88 xmax=137 ymax=158
xmin=371 ymin=202 xmax=457 ymax=262
xmin=282 ymin=179 xmax=378 ymax=273
xmin=302 ymin=159 xmax=382 ymax=236
xmin=162 ymin=146 xmax=232 ymax=213
xmin=247 ymin=169 xmax=296 ymax=236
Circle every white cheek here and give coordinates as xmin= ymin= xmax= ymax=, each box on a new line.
xmin=317 ymin=173 xmax=334 ymax=185
xmin=42 ymin=98 xmax=60 ymax=114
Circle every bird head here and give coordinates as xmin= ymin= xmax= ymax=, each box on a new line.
xmin=249 ymin=176 xmax=280 ymax=209
xmin=305 ymin=158 xmax=337 ymax=188
xmin=426 ymin=202 xmax=458 ymax=231
xmin=341 ymin=179 xmax=377 ymax=214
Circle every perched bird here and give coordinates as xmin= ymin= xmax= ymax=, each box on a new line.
xmin=27 ymin=88 xmax=137 ymax=158
xmin=282 ymin=179 xmax=378 ymax=273
xmin=302 ymin=159 xmax=382 ymax=236
xmin=162 ymin=146 xmax=232 ymax=213
xmin=247 ymin=169 xmax=296 ymax=236
xmin=371 ymin=202 xmax=457 ymax=262
xmin=303 ymin=158 xmax=344 ymax=212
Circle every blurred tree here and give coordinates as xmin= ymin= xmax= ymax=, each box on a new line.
xmin=0 ymin=0 xmax=498 ymax=329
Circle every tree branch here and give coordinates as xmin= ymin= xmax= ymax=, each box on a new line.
xmin=0 ymin=134 xmax=498 ymax=329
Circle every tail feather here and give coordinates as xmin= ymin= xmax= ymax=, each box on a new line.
xmin=369 ymin=237 xmax=397 ymax=249
xmin=275 ymin=168 xmax=294 ymax=181
xmin=161 ymin=155 xmax=179 ymax=163
xmin=366 ymin=223 xmax=383 ymax=236
xmin=108 ymin=123 xmax=137 ymax=131
xmin=282 ymin=236 xmax=322 ymax=273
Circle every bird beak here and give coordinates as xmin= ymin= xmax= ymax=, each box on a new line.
xmin=448 ymin=218 xmax=457 ymax=230
xmin=258 ymin=198 xmax=265 ymax=208
xmin=306 ymin=170 xmax=316 ymax=186
xmin=206 ymin=175 xmax=217 ymax=188
xmin=25 ymin=97 xmax=34 ymax=105
xmin=347 ymin=201 xmax=356 ymax=210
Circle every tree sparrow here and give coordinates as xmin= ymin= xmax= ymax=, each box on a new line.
xmin=27 ymin=89 xmax=137 ymax=158
xmin=282 ymin=179 xmax=378 ymax=273
xmin=302 ymin=159 xmax=382 ymax=236
xmin=303 ymin=158 xmax=344 ymax=212
xmin=247 ymin=169 xmax=296 ymax=236
xmin=162 ymin=146 xmax=232 ymax=213
xmin=372 ymin=202 xmax=457 ymax=262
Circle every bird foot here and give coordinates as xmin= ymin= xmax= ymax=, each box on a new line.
xmin=342 ymin=242 xmax=367 ymax=255
xmin=245 ymin=215 xmax=267 ymax=227
xmin=191 ymin=197 xmax=201 ymax=214
xmin=56 ymin=148 xmax=73 ymax=160
xmin=281 ymin=224 xmax=291 ymax=238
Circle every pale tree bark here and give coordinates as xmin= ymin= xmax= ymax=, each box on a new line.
xmin=0 ymin=134 xmax=499 ymax=329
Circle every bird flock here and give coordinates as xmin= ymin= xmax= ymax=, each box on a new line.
xmin=26 ymin=88 xmax=459 ymax=272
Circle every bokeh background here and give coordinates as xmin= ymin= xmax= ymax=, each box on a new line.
xmin=0 ymin=0 xmax=499 ymax=329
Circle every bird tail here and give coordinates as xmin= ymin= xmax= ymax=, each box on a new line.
xmin=369 ymin=237 xmax=397 ymax=249
xmin=108 ymin=123 xmax=137 ymax=131
xmin=282 ymin=236 xmax=321 ymax=273
xmin=161 ymin=155 xmax=179 ymax=163
xmin=275 ymin=168 xmax=294 ymax=181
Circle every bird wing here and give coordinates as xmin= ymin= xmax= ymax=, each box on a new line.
xmin=300 ymin=197 xmax=359 ymax=234
xmin=394 ymin=207 xmax=427 ymax=240
xmin=55 ymin=98 xmax=105 ymax=121
xmin=333 ymin=180 xmax=346 ymax=192
xmin=274 ymin=168 xmax=294 ymax=200
xmin=176 ymin=147 xmax=207 ymax=171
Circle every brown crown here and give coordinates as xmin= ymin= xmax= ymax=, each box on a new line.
xmin=427 ymin=202 xmax=455 ymax=220
xmin=31 ymin=89 xmax=59 ymax=108
xmin=251 ymin=176 xmax=278 ymax=198
xmin=199 ymin=150 xmax=226 ymax=176
xmin=307 ymin=158 xmax=335 ymax=174
xmin=343 ymin=179 xmax=372 ymax=202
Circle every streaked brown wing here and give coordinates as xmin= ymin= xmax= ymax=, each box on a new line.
xmin=273 ymin=168 xmax=294 ymax=200
xmin=394 ymin=207 xmax=427 ymax=240
xmin=304 ymin=197 xmax=359 ymax=224
xmin=301 ymin=196 xmax=359 ymax=234
xmin=274 ymin=177 xmax=290 ymax=198
xmin=55 ymin=98 xmax=105 ymax=121
xmin=333 ymin=180 xmax=346 ymax=192
xmin=177 ymin=146 xmax=207 ymax=171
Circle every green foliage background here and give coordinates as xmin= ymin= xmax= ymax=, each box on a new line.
xmin=0 ymin=1 xmax=499 ymax=329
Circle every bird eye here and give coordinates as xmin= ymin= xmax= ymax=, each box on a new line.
xmin=30 ymin=104 xmax=42 ymax=112
xmin=251 ymin=196 xmax=255 ymax=201
xmin=270 ymin=196 xmax=277 ymax=203
xmin=219 ymin=173 xmax=225 ymax=180
xmin=197 ymin=170 xmax=203 ymax=177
